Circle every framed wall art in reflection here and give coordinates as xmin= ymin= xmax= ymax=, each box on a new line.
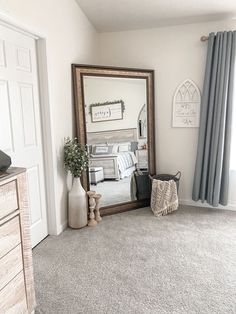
xmin=90 ymin=100 xmax=125 ymax=123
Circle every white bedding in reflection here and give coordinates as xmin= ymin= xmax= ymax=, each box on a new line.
xmin=117 ymin=151 xmax=137 ymax=174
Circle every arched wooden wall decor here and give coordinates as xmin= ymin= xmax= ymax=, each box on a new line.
xmin=172 ymin=79 xmax=201 ymax=127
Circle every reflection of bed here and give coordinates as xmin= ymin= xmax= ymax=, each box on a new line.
xmin=90 ymin=152 xmax=137 ymax=180
xmin=88 ymin=128 xmax=138 ymax=180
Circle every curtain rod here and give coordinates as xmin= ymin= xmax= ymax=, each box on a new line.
xmin=200 ymin=36 xmax=209 ymax=42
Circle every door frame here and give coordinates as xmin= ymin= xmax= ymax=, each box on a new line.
xmin=0 ymin=12 xmax=58 ymax=236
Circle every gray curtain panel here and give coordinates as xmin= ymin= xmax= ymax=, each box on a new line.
xmin=192 ymin=31 xmax=236 ymax=206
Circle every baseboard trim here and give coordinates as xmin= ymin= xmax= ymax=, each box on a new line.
xmin=179 ymin=198 xmax=236 ymax=211
xmin=57 ymin=220 xmax=68 ymax=235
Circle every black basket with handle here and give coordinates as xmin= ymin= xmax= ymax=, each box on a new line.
xmin=150 ymin=171 xmax=181 ymax=192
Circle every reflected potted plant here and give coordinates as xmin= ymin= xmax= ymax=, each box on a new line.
xmin=64 ymin=137 xmax=89 ymax=228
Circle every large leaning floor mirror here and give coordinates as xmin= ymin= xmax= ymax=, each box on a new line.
xmin=72 ymin=65 xmax=155 ymax=215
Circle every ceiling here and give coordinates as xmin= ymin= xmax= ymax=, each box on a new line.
xmin=75 ymin=0 xmax=236 ymax=32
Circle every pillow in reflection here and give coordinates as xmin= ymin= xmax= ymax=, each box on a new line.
xmin=131 ymin=141 xmax=138 ymax=152
xmin=92 ymin=145 xmax=113 ymax=155
xmin=118 ymin=143 xmax=131 ymax=152
xmin=111 ymin=144 xmax=119 ymax=153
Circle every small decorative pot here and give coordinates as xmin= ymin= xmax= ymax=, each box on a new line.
xmin=68 ymin=177 xmax=88 ymax=229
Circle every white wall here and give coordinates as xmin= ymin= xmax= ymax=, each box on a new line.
xmin=84 ymin=76 xmax=146 ymax=137
xmin=97 ymin=19 xmax=236 ymax=208
xmin=0 ymin=0 xmax=98 ymax=234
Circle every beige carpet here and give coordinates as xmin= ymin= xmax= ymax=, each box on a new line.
xmin=33 ymin=206 xmax=236 ymax=314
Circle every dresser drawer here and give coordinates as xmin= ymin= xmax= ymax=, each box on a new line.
xmin=0 ymin=169 xmax=35 ymax=313
xmin=0 ymin=181 xmax=18 ymax=220
xmin=0 ymin=271 xmax=27 ymax=314
xmin=0 ymin=216 xmax=21 ymax=260
xmin=0 ymin=245 xmax=23 ymax=291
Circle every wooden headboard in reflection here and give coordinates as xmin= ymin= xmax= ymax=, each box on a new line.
xmin=87 ymin=128 xmax=137 ymax=144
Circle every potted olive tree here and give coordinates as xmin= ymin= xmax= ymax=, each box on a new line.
xmin=64 ymin=137 xmax=89 ymax=229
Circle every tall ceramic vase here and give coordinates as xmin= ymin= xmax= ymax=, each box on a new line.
xmin=68 ymin=177 xmax=88 ymax=229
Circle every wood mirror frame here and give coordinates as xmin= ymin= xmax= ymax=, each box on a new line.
xmin=72 ymin=64 xmax=155 ymax=216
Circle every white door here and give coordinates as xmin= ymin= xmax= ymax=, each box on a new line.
xmin=0 ymin=24 xmax=48 ymax=247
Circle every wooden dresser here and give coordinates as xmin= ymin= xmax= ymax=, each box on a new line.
xmin=0 ymin=167 xmax=36 ymax=314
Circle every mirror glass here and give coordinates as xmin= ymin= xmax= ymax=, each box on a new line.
xmin=83 ymin=76 xmax=149 ymax=207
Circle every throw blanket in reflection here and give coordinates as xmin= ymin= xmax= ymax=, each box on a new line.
xmin=151 ymin=179 xmax=178 ymax=216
